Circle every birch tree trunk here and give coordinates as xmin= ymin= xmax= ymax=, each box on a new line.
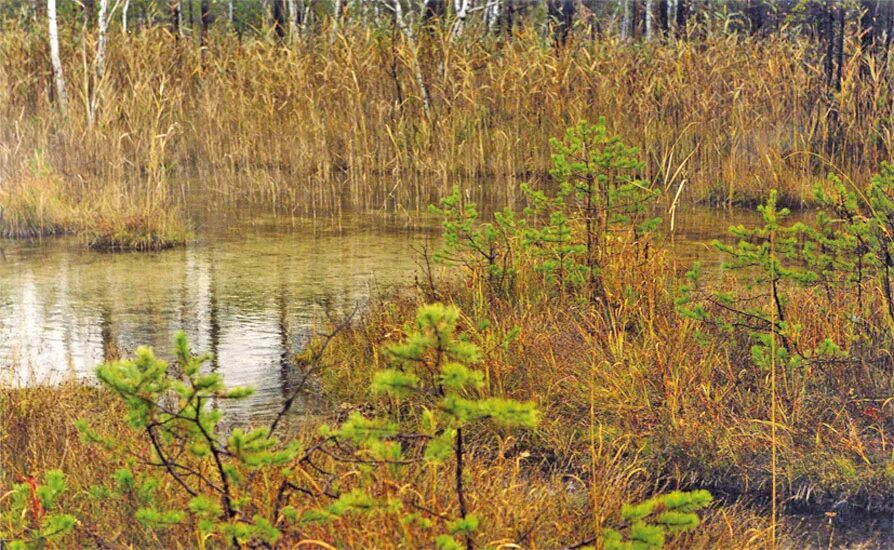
xmin=88 ymin=0 xmax=108 ymax=125
xmin=451 ymin=0 xmax=471 ymax=40
xmin=178 ymin=0 xmax=184 ymax=36
xmin=621 ymin=0 xmax=633 ymax=40
xmin=486 ymin=0 xmax=500 ymax=34
xmin=330 ymin=0 xmax=342 ymax=42
xmin=288 ymin=0 xmax=299 ymax=40
xmin=392 ymin=0 xmax=431 ymax=114
xmin=48 ymin=0 xmax=68 ymax=114
xmin=667 ymin=0 xmax=676 ymax=33
xmin=122 ymin=0 xmax=130 ymax=32
xmin=95 ymin=0 xmax=108 ymax=80
xmin=645 ymin=0 xmax=653 ymax=40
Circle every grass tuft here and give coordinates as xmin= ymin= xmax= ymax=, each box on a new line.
xmin=81 ymin=202 xmax=191 ymax=252
xmin=0 ymin=174 xmax=74 ymax=239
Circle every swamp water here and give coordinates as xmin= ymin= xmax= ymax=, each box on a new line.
xmin=0 ymin=197 xmax=742 ymax=414
xmin=0 ymin=187 xmax=888 ymax=548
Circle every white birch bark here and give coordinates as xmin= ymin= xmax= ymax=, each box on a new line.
xmin=88 ymin=0 xmax=109 ymax=125
xmin=485 ymin=0 xmax=499 ymax=34
xmin=668 ymin=0 xmax=676 ymax=31
xmin=95 ymin=0 xmax=109 ymax=80
xmin=122 ymin=0 xmax=130 ymax=32
xmin=392 ymin=0 xmax=431 ymax=114
xmin=645 ymin=0 xmax=653 ymax=40
xmin=228 ymin=0 xmax=234 ymax=27
xmin=621 ymin=0 xmax=632 ymax=40
xmin=451 ymin=0 xmax=470 ymax=40
xmin=302 ymin=0 xmax=312 ymax=32
xmin=48 ymin=0 xmax=68 ymax=114
xmin=178 ymin=0 xmax=184 ymax=36
xmin=288 ymin=0 xmax=299 ymax=39
xmin=330 ymin=0 xmax=341 ymax=41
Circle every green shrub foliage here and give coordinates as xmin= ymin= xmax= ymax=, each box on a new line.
xmin=79 ymin=331 xmax=300 ymax=547
xmin=602 ymin=490 xmax=714 ymax=550
xmin=431 ymin=118 xmax=661 ymax=305
xmin=2 ymin=470 xmax=77 ymax=549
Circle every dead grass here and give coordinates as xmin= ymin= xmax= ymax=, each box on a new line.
xmin=1 ymin=25 xmax=891 ymax=209
xmin=0 ymin=163 xmax=190 ymax=251
xmin=80 ymin=200 xmax=191 ymax=251
xmin=0 ymin=172 xmax=74 ymax=239
xmin=0 ymin=379 xmax=775 ymax=548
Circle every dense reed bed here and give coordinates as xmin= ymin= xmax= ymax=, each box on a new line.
xmin=3 ymin=14 xmax=894 ymax=548
xmin=2 ymin=21 xmax=893 ymax=211
xmin=4 ymin=161 xmax=893 ymax=547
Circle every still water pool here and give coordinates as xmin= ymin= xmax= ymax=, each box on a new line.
xmin=0 ymin=193 xmax=758 ymax=418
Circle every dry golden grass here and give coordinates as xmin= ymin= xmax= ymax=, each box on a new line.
xmin=318 ymin=233 xmax=894 ymax=536
xmin=0 ymin=170 xmax=190 ymax=250
xmin=0 ymin=172 xmax=74 ymax=238
xmin=2 ymin=24 xmax=891 ymax=209
xmin=80 ymin=198 xmax=191 ymax=251
xmin=0 ymin=380 xmax=775 ymax=548
xmin=3 ymin=18 xmax=892 ymax=549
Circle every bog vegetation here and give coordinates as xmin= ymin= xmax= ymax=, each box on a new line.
xmin=3 ymin=0 xmax=894 ymax=548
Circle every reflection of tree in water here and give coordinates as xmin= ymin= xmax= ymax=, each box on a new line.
xmin=208 ymin=250 xmax=220 ymax=372
xmin=276 ymin=261 xmax=314 ymax=414
xmin=99 ymin=300 xmax=118 ymax=362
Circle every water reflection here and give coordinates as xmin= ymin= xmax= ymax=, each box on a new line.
xmin=0 ymin=182 xmax=772 ymax=420
xmin=0 ymin=214 xmax=434 ymax=419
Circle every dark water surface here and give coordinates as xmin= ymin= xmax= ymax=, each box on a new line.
xmin=0 ymin=183 xmax=761 ymax=419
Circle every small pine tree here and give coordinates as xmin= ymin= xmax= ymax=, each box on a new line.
xmin=676 ymin=190 xmax=818 ymax=372
xmin=79 ymin=332 xmax=300 ymax=548
xmin=1 ymin=470 xmax=77 ymax=549
xmin=522 ymin=118 xmax=660 ymax=303
xmin=312 ymin=303 xmax=539 ymax=549
xmin=602 ymin=490 xmax=714 ymax=550
xmin=812 ymin=166 xmax=894 ymax=329
xmin=430 ymin=186 xmax=518 ymax=292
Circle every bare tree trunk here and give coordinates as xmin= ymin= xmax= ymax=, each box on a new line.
xmin=657 ymin=0 xmax=668 ymax=34
xmin=392 ymin=0 xmax=431 ymax=114
xmin=96 ymin=0 xmax=108 ymax=78
xmin=303 ymin=0 xmax=312 ymax=32
xmin=200 ymin=0 xmax=210 ymax=45
xmin=48 ymin=0 xmax=68 ymax=114
xmin=288 ymin=0 xmax=299 ymax=39
xmin=330 ymin=0 xmax=341 ymax=41
xmin=675 ymin=0 xmax=686 ymax=29
xmin=88 ymin=0 xmax=109 ymax=125
xmin=272 ymin=0 xmax=287 ymax=39
xmin=621 ymin=0 xmax=633 ymax=40
xmin=667 ymin=0 xmax=676 ymax=33
xmin=122 ymin=0 xmax=130 ymax=32
xmin=228 ymin=0 xmax=234 ymax=28
xmin=548 ymin=0 xmax=574 ymax=46
xmin=451 ymin=0 xmax=471 ymax=40
xmin=645 ymin=0 xmax=653 ymax=40
xmin=486 ymin=0 xmax=500 ymax=34
xmin=860 ymin=0 xmax=877 ymax=77
xmin=178 ymin=0 xmax=184 ymax=36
